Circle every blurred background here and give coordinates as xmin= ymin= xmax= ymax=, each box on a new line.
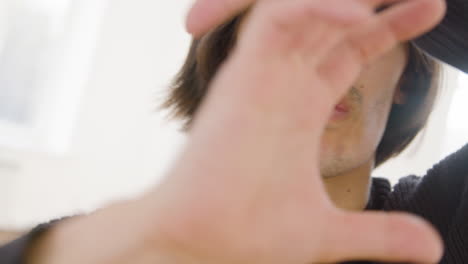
xmin=0 ymin=0 xmax=467 ymax=238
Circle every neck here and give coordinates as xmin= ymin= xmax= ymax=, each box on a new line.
xmin=322 ymin=161 xmax=374 ymax=211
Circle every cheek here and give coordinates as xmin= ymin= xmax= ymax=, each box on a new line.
xmin=361 ymin=99 xmax=393 ymax=149
xmin=321 ymin=116 xmax=376 ymax=160
xmin=356 ymin=60 xmax=406 ymax=149
xmin=358 ymin=82 xmax=398 ymax=148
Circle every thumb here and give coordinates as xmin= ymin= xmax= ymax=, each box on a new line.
xmin=318 ymin=211 xmax=444 ymax=263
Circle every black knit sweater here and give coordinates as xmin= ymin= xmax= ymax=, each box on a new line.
xmin=343 ymin=143 xmax=468 ymax=264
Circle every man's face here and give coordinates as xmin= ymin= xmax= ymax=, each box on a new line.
xmin=320 ymin=44 xmax=408 ymax=178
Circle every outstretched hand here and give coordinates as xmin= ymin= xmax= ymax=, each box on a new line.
xmin=144 ymin=0 xmax=447 ymax=263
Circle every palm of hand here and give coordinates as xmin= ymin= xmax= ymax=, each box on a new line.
xmin=148 ymin=1 xmax=446 ymax=263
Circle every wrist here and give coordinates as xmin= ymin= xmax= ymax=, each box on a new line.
xmin=26 ymin=200 xmax=157 ymax=264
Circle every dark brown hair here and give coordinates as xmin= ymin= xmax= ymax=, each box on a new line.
xmin=162 ymin=16 xmax=440 ymax=167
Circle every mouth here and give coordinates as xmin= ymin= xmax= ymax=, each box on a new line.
xmin=328 ymin=86 xmax=361 ymax=123
xmin=330 ymin=100 xmax=351 ymax=121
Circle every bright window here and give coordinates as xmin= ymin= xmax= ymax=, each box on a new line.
xmin=0 ymin=0 xmax=108 ymax=154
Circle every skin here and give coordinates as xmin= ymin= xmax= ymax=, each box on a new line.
xmin=1 ymin=12 xmax=408 ymax=248
xmin=146 ymin=1 xmax=444 ymax=261
xmin=237 ymin=12 xmax=408 ymax=211
xmin=321 ymin=44 xmax=408 ymax=210
xmin=24 ymin=1 xmax=446 ymax=264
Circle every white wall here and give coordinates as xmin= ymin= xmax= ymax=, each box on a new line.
xmin=0 ymin=0 xmax=192 ymax=229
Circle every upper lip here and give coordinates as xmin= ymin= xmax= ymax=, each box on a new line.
xmin=334 ymin=100 xmax=350 ymax=113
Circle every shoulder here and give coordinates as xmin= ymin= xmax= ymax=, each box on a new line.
xmin=383 ymin=143 xmax=468 ymax=262
xmin=409 ymin=143 xmax=468 ymax=210
xmin=0 ymin=217 xmax=69 ymax=264
xmin=385 ymin=143 xmax=468 ymax=211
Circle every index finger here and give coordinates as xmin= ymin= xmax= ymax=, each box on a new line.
xmin=186 ymin=0 xmax=252 ymax=37
xmin=185 ymin=0 xmax=426 ymax=37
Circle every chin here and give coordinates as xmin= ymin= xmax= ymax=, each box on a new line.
xmin=319 ymin=150 xmax=372 ymax=178
xmin=320 ymin=157 xmax=352 ymax=178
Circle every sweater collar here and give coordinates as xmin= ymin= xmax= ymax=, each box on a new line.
xmin=364 ymin=177 xmax=392 ymax=211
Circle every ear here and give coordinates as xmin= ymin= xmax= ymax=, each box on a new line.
xmin=393 ymin=85 xmax=406 ymax=105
